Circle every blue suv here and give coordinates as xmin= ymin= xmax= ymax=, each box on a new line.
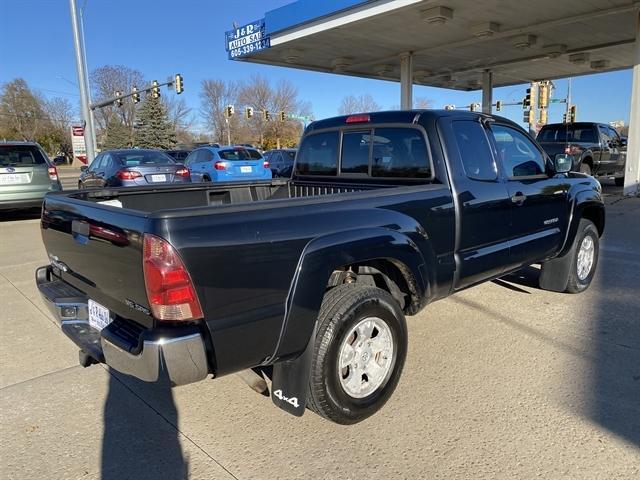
xmin=185 ymin=146 xmax=272 ymax=183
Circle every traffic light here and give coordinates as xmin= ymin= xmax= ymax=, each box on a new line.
xmin=174 ymin=74 xmax=183 ymax=95
xmin=523 ymin=88 xmax=532 ymax=108
xmin=539 ymin=108 xmax=548 ymax=125
xmin=279 ymin=110 xmax=286 ymax=122
xmin=469 ymin=103 xmax=478 ymax=112
xmin=523 ymin=109 xmax=535 ymax=124
xmin=132 ymin=86 xmax=140 ymax=103
xmin=569 ymin=105 xmax=577 ymax=123
xmin=563 ymin=113 xmax=569 ymax=123
xmin=245 ymin=107 xmax=254 ymax=119
xmin=225 ymin=105 xmax=234 ymax=118
xmin=115 ymin=91 xmax=123 ymax=107
xmin=495 ymin=100 xmax=502 ymax=112
xmin=263 ymin=110 xmax=271 ymax=121
xmin=152 ymin=80 xmax=160 ymax=99
xmin=538 ymin=82 xmax=549 ymax=108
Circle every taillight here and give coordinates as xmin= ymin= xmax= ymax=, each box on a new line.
xmin=142 ymin=234 xmax=203 ymax=321
xmin=263 ymin=161 xmax=270 ymax=169
xmin=214 ymin=161 xmax=227 ymax=170
xmin=48 ymin=166 xmax=58 ymax=181
xmin=346 ymin=114 xmax=370 ymax=123
xmin=116 ymin=169 xmax=142 ymax=180
xmin=175 ymin=168 xmax=190 ymax=177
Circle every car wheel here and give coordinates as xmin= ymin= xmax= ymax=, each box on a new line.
xmin=615 ymin=176 xmax=625 ymax=187
xmin=307 ymin=284 xmax=407 ymax=425
xmin=202 ymin=175 xmax=211 ymax=182
xmin=78 ymin=181 xmax=83 ymax=189
xmin=579 ymin=163 xmax=592 ymax=176
xmin=565 ymin=219 xmax=599 ymax=293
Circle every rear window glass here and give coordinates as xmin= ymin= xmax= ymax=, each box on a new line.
xmin=341 ymin=131 xmax=370 ymax=174
xmin=371 ymin=128 xmax=430 ymax=178
xmin=537 ymin=125 xmax=598 ymax=143
xmin=113 ymin=150 xmax=174 ymax=166
xmin=246 ymin=149 xmax=263 ymax=159
xmin=218 ymin=149 xmax=251 ymax=160
xmin=296 ymin=132 xmax=339 ymax=176
xmin=0 ymin=145 xmax=47 ymax=166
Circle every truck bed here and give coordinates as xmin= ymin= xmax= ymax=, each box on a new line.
xmin=64 ymin=178 xmax=402 ymax=214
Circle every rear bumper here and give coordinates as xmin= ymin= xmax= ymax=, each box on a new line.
xmin=35 ymin=265 xmax=209 ymax=386
xmin=0 ymin=182 xmax=62 ymax=210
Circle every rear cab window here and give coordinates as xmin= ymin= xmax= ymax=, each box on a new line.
xmin=537 ymin=124 xmax=598 ymax=143
xmin=295 ymin=127 xmax=431 ymax=180
xmin=0 ymin=145 xmax=47 ymax=166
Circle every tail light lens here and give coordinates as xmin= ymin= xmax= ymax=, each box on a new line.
xmin=346 ymin=114 xmax=370 ymax=124
xmin=263 ymin=161 xmax=270 ymax=169
xmin=143 ymin=234 xmax=203 ymax=321
xmin=48 ymin=166 xmax=58 ymax=181
xmin=214 ymin=161 xmax=227 ymax=171
xmin=116 ymin=169 xmax=142 ymax=180
xmin=175 ymin=168 xmax=190 ymax=177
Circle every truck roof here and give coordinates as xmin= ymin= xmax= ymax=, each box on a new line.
xmin=305 ymin=109 xmax=522 ymax=133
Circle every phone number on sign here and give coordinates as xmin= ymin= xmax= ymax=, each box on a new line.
xmin=229 ymin=39 xmax=270 ymax=58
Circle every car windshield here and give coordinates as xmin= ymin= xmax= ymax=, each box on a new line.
xmin=0 ymin=145 xmax=47 ymax=166
xmin=537 ymin=125 xmax=598 ymax=143
xmin=112 ymin=150 xmax=175 ymax=167
xmin=218 ymin=148 xmax=251 ymax=160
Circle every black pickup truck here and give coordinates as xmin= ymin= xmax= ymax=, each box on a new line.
xmin=537 ymin=122 xmax=626 ymax=185
xmin=36 ymin=110 xmax=604 ymax=425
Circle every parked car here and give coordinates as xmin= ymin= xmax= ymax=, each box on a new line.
xmin=263 ymin=148 xmax=297 ymax=177
xmin=164 ymin=149 xmax=191 ymax=162
xmin=0 ymin=141 xmax=62 ymax=210
xmin=184 ymin=145 xmax=272 ymax=182
xmin=77 ymin=149 xmax=191 ymax=189
xmin=36 ymin=110 xmax=604 ymax=425
xmin=536 ymin=122 xmax=626 ymax=185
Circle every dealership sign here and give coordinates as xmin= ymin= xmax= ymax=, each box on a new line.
xmin=225 ymin=19 xmax=270 ymax=60
xmin=70 ymin=124 xmax=87 ymax=164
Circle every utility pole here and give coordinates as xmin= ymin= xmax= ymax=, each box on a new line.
xmin=68 ymin=0 xmax=96 ymax=164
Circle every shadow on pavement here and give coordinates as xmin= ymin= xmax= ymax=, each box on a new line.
xmin=102 ymin=369 xmax=188 ymax=480
xmin=0 ymin=208 xmax=41 ymax=222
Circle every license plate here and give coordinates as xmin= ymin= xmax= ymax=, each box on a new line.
xmin=240 ymin=166 xmax=252 ymax=173
xmin=0 ymin=173 xmax=29 ymax=185
xmin=151 ymin=174 xmax=166 ymax=182
xmin=88 ymin=299 xmax=112 ymax=331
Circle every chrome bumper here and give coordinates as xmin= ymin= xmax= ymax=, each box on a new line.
xmin=36 ymin=266 xmax=209 ymax=386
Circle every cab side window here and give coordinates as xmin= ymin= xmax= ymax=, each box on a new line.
xmin=184 ymin=151 xmax=197 ymax=166
xmin=451 ymin=120 xmax=497 ymax=181
xmin=490 ymin=125 xmax=546 ymax=178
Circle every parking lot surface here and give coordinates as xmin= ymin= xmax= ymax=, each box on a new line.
xmin=1 ymin=180 xmax=639 ymax=479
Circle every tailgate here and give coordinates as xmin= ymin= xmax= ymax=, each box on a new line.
xmin=41 ymin=193 xmax=153 ymax=328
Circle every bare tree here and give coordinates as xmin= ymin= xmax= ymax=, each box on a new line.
xmin=338 ymin=94 xmax=381 ymax=115
xmin=414 ymin=96 xmax=432 ymax=109
xmin=200 ymin=78 xmax=241 ymax=144
xmin=90 ymin=65 xmax=145 ymax=135
xmin=0 ymin=78 xmax=47 ymax=140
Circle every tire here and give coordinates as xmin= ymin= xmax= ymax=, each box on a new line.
xmin=565 ymin=219 xmax=599 ymax=293
xmin=78 ymin=181 xmax=83 ymax=189
xmin=615 ymin=176 xmax=625 ymax=187
xmin=579 ymin=163 xmax=592 ymax=176
xmin=202 ymin=175 xmax=211 ymax=182
xmin=307 ymin=284 xmax=407 ymax=425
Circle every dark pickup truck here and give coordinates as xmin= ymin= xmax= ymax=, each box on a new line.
xmin=537 ymin=122 xmax=626 ymax=185
xmin=36 ymin=110 xmax=604 ymax=425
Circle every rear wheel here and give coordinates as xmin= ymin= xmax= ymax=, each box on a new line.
xmin=307 ymin=284 xmax=407 ymax=425
xmin=202 ymin=175 xmax=211 ymax=182
xmin=566 ymin=219 xmax=599 ymax=293
xmin=579 ymin=162 xmax=592 ymax=176
xmin=77 ymin=181 xmax=83 ymax=189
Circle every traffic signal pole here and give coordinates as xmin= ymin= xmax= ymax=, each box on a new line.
xmin=68 ymin=0 xmax=96 ymax=164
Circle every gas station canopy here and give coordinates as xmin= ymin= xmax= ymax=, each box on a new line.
xmin=234 ymin=0 xmax=639 ymax=91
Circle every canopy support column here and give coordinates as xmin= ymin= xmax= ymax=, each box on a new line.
xmin=400 ymin=52 xmax=413 ymax=109
xmin=624 ymin=9 xmax=640 ymax=195
xmin=482 ymin=69 xmax=493 ymax=114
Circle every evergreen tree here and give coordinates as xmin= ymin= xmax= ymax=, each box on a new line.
xmin=134 ymin=95 xmax=176 ymax=149
xmin=103 ymin=115 xmax=131 ymax=149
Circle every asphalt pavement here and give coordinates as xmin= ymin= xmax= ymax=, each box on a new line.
xmin=0 ymin=180 xmax=638 ymax=479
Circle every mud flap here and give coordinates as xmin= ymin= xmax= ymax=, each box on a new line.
xmin=270 ymin=325 xmax=316 ymax=417
xmin=539 ymin=253 xmax=572 ymax=292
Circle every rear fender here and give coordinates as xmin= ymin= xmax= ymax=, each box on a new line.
xmin=270 ymin=227 xmax=429 ymax=416
xmin=557 ymin=187 xmax=604 ymax=258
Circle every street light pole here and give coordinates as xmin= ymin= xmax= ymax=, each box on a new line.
xmin=68 ymin=0 xmax=96 ymax=164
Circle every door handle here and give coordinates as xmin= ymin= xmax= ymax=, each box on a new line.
xmin=511 ymin=192 xmax=527 ymax=205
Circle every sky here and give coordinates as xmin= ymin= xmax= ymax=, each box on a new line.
xmin=0 ymin=0 xmax=634 ymax=134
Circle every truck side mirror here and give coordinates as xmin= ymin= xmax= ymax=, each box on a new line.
xmin=554 ymin=154 xmax=572 ymax=173
xmin=620 ymin=137 xmax=627 ymax=147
